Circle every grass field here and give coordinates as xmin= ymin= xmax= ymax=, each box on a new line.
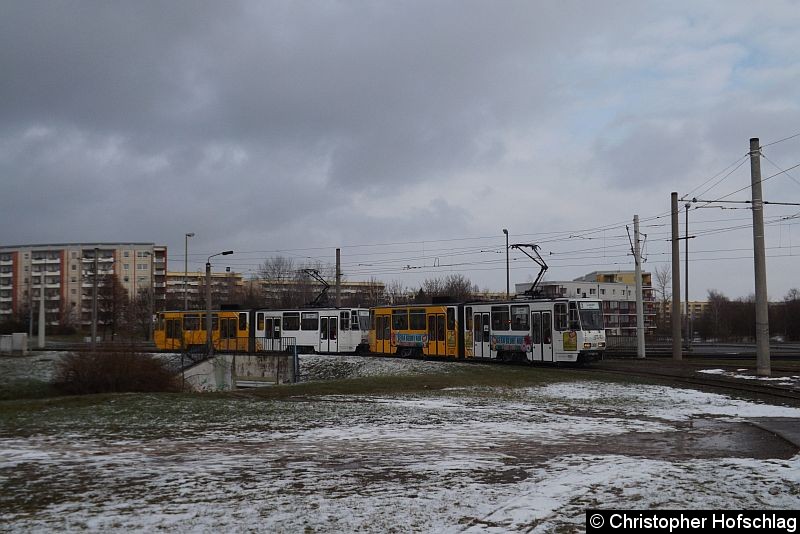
xmin=2 ymin=353 xmax=799 ymax=532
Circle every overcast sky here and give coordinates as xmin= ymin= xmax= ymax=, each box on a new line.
xmin=2 ymin=1 xmax=799 ymax=300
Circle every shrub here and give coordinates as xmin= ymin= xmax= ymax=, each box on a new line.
xmin=54 ymin=350 xmax=182 ymax=395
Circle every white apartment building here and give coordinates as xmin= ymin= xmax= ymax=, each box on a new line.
xmin=515 ymin=270 xmax=656 ymax=336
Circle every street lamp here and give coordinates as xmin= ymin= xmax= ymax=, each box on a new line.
xmin=184 ymin=233 xmax=195 ymax=311
xmin=206 ymin=250 xmax=233 ymax=355
xmin=502 ymin=229 xmax=509 ymax=299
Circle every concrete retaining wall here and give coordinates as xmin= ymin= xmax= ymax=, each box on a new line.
xmin=183 ymin=353 xmax=296 ymax=392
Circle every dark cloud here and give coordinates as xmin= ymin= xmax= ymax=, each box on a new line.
xmin=1 ymin=1 xmax=798 ymax=297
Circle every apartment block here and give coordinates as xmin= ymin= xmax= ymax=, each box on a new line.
xmin=515 ymin=270 xmax=657 ymax=336
xmin=0 ymin=243 xmax=167 ymax=327
xmin=165 ymin=271 xmax=244 ymax=310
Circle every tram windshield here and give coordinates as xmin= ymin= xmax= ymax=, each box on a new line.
xmin=578 ymin=301 xmax=604 ymax=330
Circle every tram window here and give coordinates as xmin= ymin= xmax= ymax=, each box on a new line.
xmin=369 ymin=310 xmax=375 ymax=330
xmin=437 ymin=315 xmax=445 ymax=341
xmin=350 ymin=310 xmax=359 ymax=330
xmin=392 ymin=309 xmax=409 ymax=330
xmin=183 ymin=314 xmax=200 ymax=331
xmin=408 ymin=309 xmax=425 ymax=330
xmin=491 ymin=306 xmax=510 ymax=331
xmin=359 ymin=310 xmax=370 ymax=330
xmin=340 ymin=311 xmax=350 ymax=329
xmin=301 ymin=312 xmax=319 ymax=331
xmin=257 ymin=313 xmax=264 ymax=331
xmin=473 ymin=314 xmax=482 ymax=343
xmin=239 ymin=313 xmax=247 ymax=331
xmin=156 ymin=314 xmax=165 ymax=331
xmin=283 ymin=312 xmax=300 ymax=331
xmin=447 ymin=308 xmax=455 ymax=330
xmin=554 ymin=303 xmax=568 ymax=331
xmin=568 ymin=302 xmax=580 ymax=330
xmin=465 ymin=307 xmax=472 ymax=331
xmin=511 ymin=305 xmax=529 ymax=330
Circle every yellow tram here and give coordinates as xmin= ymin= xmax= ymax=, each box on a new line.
xmin=154 ymin=310 xmax=250 ymax=352
xmin=369 ymin=304 xmax=462 ymax=358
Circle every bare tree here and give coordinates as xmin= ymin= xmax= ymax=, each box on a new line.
xmin=258 ymin=256 xmax=296 ymax=281
xmin=96 ymin=274 xmax=130 ymax=340
xmin=653 ymin=264 xmax=671 ymax=334
xmin=442 ymin=274 xmax=478 ymax=301
xmin=385 ymin=280 xmax=410 ymax=305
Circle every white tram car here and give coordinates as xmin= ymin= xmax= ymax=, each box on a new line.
xmin=464 ymin=298 xmax=605 ymax=363
xmin=253 ymin=307 xmax=370 ymax=354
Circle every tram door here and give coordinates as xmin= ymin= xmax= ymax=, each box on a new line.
xmin=473 ymin=313 xmax=491 ymax=358
xmin=319 ymin=316 xmax=339 ymax=353
xmin=166 ymin=318 xmax=182 ymax=350
xmin=542 ymin=311 xmax=553 ymax=362
xmin=427 ymin=314 xmax=446 ymax=356
xmin=261 ymin=316 xmax=281 ymax=352
xmin=375 ymin=315 xmax=391 ymax=354
xmin=530 ymin=311 xmax=542 ymax=361
xmin=219 ymin=317 xmax=238 ymax=352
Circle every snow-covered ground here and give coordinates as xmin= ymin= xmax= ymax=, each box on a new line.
xmin=1 ymin=354 xmax=799 ymax=532
xmin=698 ymin=368 xmax=800 ymax=387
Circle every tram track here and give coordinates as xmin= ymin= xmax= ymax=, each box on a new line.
xmin=585 ymin=361 xmax=800 ymax=405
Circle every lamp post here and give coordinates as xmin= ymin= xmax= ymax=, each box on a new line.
xmin=502 ymin=229 xmax=509 ymax=299
xmin=206 ymin=250 xmax=233 ymax=355
xmin=184 ymin=233 xmax=195 ymax=310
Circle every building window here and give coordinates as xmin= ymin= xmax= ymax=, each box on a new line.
xmin=137 ymin=264 xmax=147 ymax=271
xmin=124 ymin=251 xmax=130 ymax=258
xmin=124 ymin=264 xmax=130 ymax=270
xmin=590 ymin=288 xmax=596 ymax=295
xmin=123 ymin=276 xmax=129 ymax=282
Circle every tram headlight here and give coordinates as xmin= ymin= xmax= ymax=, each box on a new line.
xmin=583 ymin=342 xmax=592 ymax=349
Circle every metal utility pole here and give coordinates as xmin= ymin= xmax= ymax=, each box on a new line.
xmin=685 ymin=201 xmax=691 ymax=352
xmin=91 ymin=248 xmax=99 ymax=351
xmin=503 ymin=229 xmax=509 ymax=298
xmin=671 ymin=193 xmax=682 ymax=360
xmin=335 ymin=248 xmax=341 ymax=308
xmin=750 ymin=138 xmax=771 ymax=377
xmin=633 ymin=215 xmax=645 ymax=359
